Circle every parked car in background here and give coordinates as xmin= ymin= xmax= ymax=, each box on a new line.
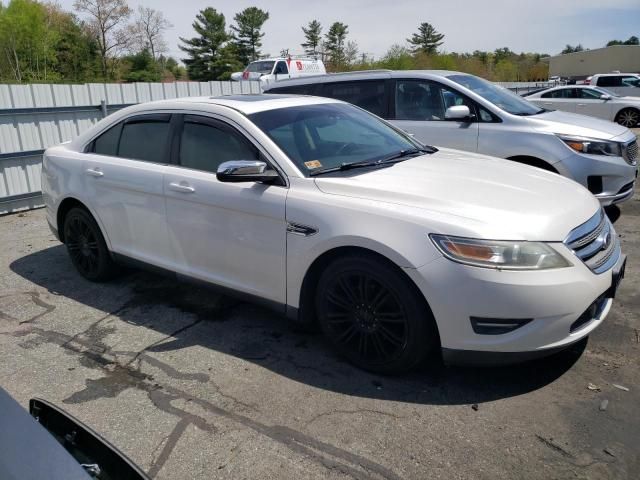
xmin=587 ymin=73 xmax=640 ymax=97
xmin=42 ymin=95 xmax=625 ymax=373
xmin=231 ymin=56 xmax=325 ymax=86
xmin=526 ymin=85 xmax=640 ymax=127
xmin=264 ymin=70 xmax=638 ymax=206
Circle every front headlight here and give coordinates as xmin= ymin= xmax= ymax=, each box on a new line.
xmin=430 ymin=234 xmax=571 ymax=270
xmin=556 ymin=134 xmax=622 ymax=157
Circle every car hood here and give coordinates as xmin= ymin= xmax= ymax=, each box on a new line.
xmin=314 ymin=149 xmax=600 ymax=241
xmin=527 ymin=110 xmax=630 ymax=140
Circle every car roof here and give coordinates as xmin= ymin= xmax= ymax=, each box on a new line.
xmin=593 ymin=73 xmax=640 ymax=77
xmin=127 ymin=94 xmax=342 ymax=115
xmin=262 ymin=69 xmax=468 ymax=89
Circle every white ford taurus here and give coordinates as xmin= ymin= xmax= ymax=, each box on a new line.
xmin=42 ymin=95 xmax=626 ymax=373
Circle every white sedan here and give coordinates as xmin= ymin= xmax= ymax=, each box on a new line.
xmin=526 ymin=85 xmax=640 ymax=127
xmin=42 ymin=95 xmax=625 ymax=373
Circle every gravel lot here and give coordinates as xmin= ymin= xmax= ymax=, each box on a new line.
xmin=1 ymin=174 xmax=639 ymax=478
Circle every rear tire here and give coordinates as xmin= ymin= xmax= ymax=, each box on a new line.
xmin=63 ymin=207 xmax=117 ymax=282
xmin=615 ymin=108 xmax=640 ymax=128
xmin=315 ymin=254 xmax=438 ymax=374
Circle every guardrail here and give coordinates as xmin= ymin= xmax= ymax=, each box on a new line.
xmin=0 ymin=81 xmax=261 ymax=215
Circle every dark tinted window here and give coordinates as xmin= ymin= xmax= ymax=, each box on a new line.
xmin=274 ymin=61 xmax=289 ymax=75
xmin=321 ymin=81 xmax=386 ymax=117
xmin=179 ymin=120 xmax=258 ymax=173
xmin=596 ymin=76 xmax=621 ymax=87
xmin=118 ymin=119 xmax=170 ymax=162
xmin=621 ymin=76 xmax=640 ymax=87
xmin=268 ymin=84 xmax=315 ymax=95
xmin=92 ymin=124 xmax=122 ymax=156
xmin=541 ymin=88 xmax=576 ymax=98
xmin=395 ymin=80 xmax=476 ymax=121
xmin=577 ymin=89 xmax=602 ymax=99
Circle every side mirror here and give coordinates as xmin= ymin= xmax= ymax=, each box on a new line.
xmin=216 ymin=160 xmax=280 ymax=184
xmin=600 ymin=94 xmax=611 ymax=101
xmin=445 ymin=105 xmax=474 ymax=122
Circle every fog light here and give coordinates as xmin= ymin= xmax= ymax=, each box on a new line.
xmin=470 ymin=317 xmax=533 ymax=335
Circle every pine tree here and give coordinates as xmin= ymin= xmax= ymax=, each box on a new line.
xmin=324 ymin=22 xmax=348 ymax=70
xmin=407 ymin=22 xmax=444 ymax=54
xmin=230 ymin=7 xmax=269 ymax=65
xmin=179 ymin=7 xmax=229 ymax=80
xmin=301 ymin=20 xmax=322 ymax=55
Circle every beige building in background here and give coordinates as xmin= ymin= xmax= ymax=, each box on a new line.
xmin=548 ymin=45 xmax=640 ymax=78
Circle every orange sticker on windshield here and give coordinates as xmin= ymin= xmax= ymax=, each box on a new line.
xmin=304 ymin=160 xmax=322 ymax=169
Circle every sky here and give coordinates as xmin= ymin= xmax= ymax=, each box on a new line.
xmin=28 ymin=0 xmax=640 ymax=61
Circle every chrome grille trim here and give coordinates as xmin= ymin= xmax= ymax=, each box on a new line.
xmin=624 ymin=139 xmax=638 ymax=166
xmin=565 ymin=209 xmax=620 ymax=274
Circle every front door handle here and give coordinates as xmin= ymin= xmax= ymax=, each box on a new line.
xmin=169 ymin=182 xmax=195 ymax=193
xmin=85 ymin=168 xmax=104 ymax=177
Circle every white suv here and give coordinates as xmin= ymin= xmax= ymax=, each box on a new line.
xmin=588 ymin=73 xmax=640 ymax=97
xmin=265 ymin=71 xmax=638 ymax=205
xmin=42 ymin=95 xmax=626 ymax=373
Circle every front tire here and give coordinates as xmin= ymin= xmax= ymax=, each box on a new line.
xmin=63 ymin=207 xmax=116 ymax=282
xmin=615 ymin=108 xmax=640 ymax=128
xmin=315 ymin=254 xmax=438 ymax=374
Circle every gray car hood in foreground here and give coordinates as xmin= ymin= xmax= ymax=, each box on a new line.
xmin=315 ymin=148 xmax=600 ymax=241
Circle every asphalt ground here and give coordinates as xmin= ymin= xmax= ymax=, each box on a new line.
xmin=0 ymin=148 xmax=638 ymax=479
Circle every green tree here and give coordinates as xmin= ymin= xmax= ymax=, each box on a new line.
xmin=121 ymin=48 xmax=160 ymax=82
xmin=179 ymin=7 xmax=230 ymax=80
xmin=48 ymin=5 xmax=101 ymax=82
xmin=324 ymin=21 xmax=348 ymax=70
xmin=230 ymin=7 xmax=269 ymax=65
xmin=561 ymin=44 xmax=584 ymax=54
xmin=132 ymin=6 xmax=172 ymax=61
xmin=73 ymin=0 xmax=132 ymax=80
xmin=607 ymin=35 xmax=639 ymax=46
xmin=301 ymin=20 xmax=322 ymax=55
xmin=0 ymin=0 xmax=59 ymax=82
xmin=407 ymin=22 xmax=444 ymax=54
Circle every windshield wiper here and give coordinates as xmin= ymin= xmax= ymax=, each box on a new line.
xmin=309 ymin=148 xmax=433 ymax=177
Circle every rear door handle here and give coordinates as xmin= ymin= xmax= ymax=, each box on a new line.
xmin=85 ymin=168 xmax=104 ymax=177
xmin=169 ymin=182 xmax=195 ymax=193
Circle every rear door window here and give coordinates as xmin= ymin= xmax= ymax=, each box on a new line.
xmin=321 ymin=81 xmax=387 ymax=117
xmin=118 ymin=115 xmax=171 ymax=163
xmin=541 ymin=88 xmax=576 ymax=98
xmin=92 ymin=123 xmax=122 ymax=156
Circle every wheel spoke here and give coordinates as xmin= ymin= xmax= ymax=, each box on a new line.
xmin=378 ymin=324 xmax=404 ymax=346
xmin=327 ymin=291 xmax=353 ymax=311
xmin=334 ymin=323 xmax=358 ymax=344
xmin=338 ymin=276 xmax=359 ymax=305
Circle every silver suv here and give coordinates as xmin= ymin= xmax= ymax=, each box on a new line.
xmin=264 ymin=70 xmax=638 ymax=205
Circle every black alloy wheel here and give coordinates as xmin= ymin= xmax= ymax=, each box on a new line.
xmin=316 ymin=255 xmax=437 ymax=374
xmin=63 ymin=207 xmax=116 ymax=281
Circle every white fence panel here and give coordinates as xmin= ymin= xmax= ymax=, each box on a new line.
xmin=0 ymin=80 xmax=262 ymax=214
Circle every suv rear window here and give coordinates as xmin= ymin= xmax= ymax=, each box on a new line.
xmin=596 ymin=76 xmax=621 ymax=87
xmin=320 ymin=81 xmax=387 ymax=117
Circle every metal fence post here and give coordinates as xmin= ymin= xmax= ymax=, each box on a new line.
xmin=100 ymin=100 xmax=107 ymax=118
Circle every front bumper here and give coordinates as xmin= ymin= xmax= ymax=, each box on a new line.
xmin=554 ymin=147 xmax=637 ymax=207
xmin=404 ymin=243 xmax=624 ymax=365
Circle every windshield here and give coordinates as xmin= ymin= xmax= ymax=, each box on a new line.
xmin=448 ymin=74 xmax=544 ymax=116
xmin=246 ymin=61 xmax=275 ymax=74
xmin=249 ymin=103 xmax=425 ymax=176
